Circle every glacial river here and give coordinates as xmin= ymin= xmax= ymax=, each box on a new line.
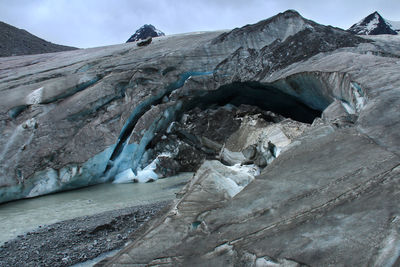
xmin=0 ymin=173 xmax=193 ymax=245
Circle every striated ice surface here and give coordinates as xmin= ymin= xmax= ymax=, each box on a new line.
xmin=26 ymin=87 xmax=43 ymax=105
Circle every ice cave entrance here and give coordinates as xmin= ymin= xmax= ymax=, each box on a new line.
xmin=187 ymin=81 xmax=325 ymax=123
xmin=109 ymin=77 xmax=333 ymax=183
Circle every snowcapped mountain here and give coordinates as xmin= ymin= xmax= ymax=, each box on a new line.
xmin=126 ymin=24 xmax=165 ymax=43
xmin=386 ymin=19 xmax=400 ymax=33
xmin=348 ymin=11 xmax=398 ymax=35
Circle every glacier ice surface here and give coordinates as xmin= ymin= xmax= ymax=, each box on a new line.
xmin=114 ymin=158 xmax=160 ymax=184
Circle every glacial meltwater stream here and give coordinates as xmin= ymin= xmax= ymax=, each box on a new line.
xmin=0 ymin=173 xmax=193 ymax=245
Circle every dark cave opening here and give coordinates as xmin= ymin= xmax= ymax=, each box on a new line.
xmin=109 ymin=78 xmax=331 ymax=178
xmin=140 ymin=80 xmax=328 ymax=175
xmin=185 ymin=81 xmax=323 ymax=124
xmin=144 ymin=79 xmax=329 ymax=155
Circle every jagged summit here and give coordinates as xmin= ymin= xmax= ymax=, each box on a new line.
xmin=211 ymin=9 xmax=360 ymax=55
xmin=348 ymin=11 xmax=398 ymax=35
xmin=211 ymin=9 xmax=330 ymax=50
xmin=126 ymin=24 xmax=165 ymax=43
xmin=0 ymin=21 xmax=77 ymax=57
xmin=212 ymin=10 xmax=307 ymax=47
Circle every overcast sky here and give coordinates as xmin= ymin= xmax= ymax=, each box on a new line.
xmin=1 ymin=0 xmax=399 ymax=48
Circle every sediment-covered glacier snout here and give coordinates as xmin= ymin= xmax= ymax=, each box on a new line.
xmin=0 ymin=9 xmax=375 ymax=205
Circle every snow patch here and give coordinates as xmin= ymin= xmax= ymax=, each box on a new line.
xmin=218 ymin=176 xmax=243 ymax=198
xmin=341 ymin=101 xmax=356 ymax=115
xmin=113 ymin=168 xmax=135 ymax=184
xmin=23 ymin=118 xmax=38 ymax=128
xmin=136 ymin=168 xmax=158 ymax=183
xmin=305 ymin=24 xmax=314 ymax=30
xmin=27 ymin=168 xmax=59 ymax=198
xmin=228 ymin=163 xmax=260 ymax=178
xmin=365 ymin=14 xmax=380 ymax=33
xmin=113 ymin=158 xmax=160 ymax=184
xmin=385 ymin=19 xmax=400 ymax=31
xmin=351 ymin=82 xmax=366 ymax=112
xmin=59 ymin=165 xmax=79 ymax=183
xmin=0 ymin=124 xmax=25 ymax=162
xmin=208 ymin=161 xmax=259 ymax=198
xmin=26 ymin=87 xmax=43 ymax=105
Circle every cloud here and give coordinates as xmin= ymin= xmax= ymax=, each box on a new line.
xmin=0 ymin=0 xmax=399 ymax=48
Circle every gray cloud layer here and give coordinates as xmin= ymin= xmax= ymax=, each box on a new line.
xmin=1 ymin=0 xmax=399 ymax=48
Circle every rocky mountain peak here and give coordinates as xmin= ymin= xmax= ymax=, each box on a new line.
xmin=126 ymin=24 xmax=165 ymax=43
xmin=211 ymin=10 xmax=314 ymax=49
xmin=348 ymin=11 xmax=398 ymax=35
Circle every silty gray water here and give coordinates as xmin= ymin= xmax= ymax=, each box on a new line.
xmin=0 ymin=172 xmax=193 ymax=245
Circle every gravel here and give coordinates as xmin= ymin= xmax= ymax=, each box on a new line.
xmin=0 ymin=201 xmax=171 ymax=267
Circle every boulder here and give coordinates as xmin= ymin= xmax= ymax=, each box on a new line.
xmin=136 ymin=37 xmax=152 ymax=47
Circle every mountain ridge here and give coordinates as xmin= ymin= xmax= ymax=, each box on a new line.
xmin=0 ymin=21 xmax=78 ymax=57
xmin=348 ymin=11 xmax=398 ymax=35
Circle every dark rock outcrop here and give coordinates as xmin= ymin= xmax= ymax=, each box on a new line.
xmin=142 ymin=104 xmax=292 ymax=178
xmin=136 ymin=37 xmax=152 ymax=47
xmin=348 ymin=11 xmax=398 ymax=35
xmin=126 ymin=24 xmax=165 ymax=43
xmin=0 ymin=21 xmax=77 ymax=57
